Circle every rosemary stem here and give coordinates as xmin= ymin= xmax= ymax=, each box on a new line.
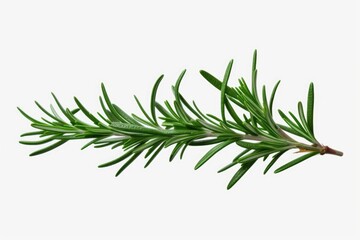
xmin=295 ymin=143 xmax=322 ymax=152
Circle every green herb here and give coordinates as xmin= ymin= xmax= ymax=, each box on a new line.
xmin=18 ymin=50 xmax=343 ymax=189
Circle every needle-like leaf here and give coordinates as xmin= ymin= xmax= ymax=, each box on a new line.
xmin=150 ymin=75 xmax=164 ymax=125
xmin=221 ymin=60 xmax=234 ymax=122
xmin=269 ymin=80 xmax=281 ymax=115
xmin=29 ymin=140 xmax=67 ymax=156
xmin=194 ymin=140 xmax=234 ymax=170
xmin=274 ymin=152 xmax=318 ymax=173
xmin=200 ymin=70 xmax=238 ymax=99
xmin=115 ymin=152 xmax=142 ymax=177
xmin=144 ymin=142 xmax=165 ymax=168
xmin=263 ymin=150 xmax=287 ymax=174
xmin=307 ymin=83 xmax=314 ymax=135
xmin=251 ymin=50 xmax=260 ymax=104
xmin=227 ymin=160 xmax=256 ymax=190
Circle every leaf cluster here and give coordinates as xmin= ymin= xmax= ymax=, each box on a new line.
xmin=19 ymin=50 xmax=341 ymax=189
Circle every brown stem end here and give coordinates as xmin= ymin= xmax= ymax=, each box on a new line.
xmin=320 ymin=146 xmax=343 ymax=156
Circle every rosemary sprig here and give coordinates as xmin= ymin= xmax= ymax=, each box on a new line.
xmin=18 ymin=50 xmax=343 ymax=189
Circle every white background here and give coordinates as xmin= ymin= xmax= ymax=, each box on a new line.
xmin=0 ymin=0 xmax=359 ymax=239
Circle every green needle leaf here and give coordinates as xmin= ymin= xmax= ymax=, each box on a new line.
xmin=274 ymin=152 xmax=318 ymax=173
xmin=169 ymin=142 xmax=184 ymax=162
xmin=224 ymin=99 xmax=245 ymax=130
xmin=179 ymin=142 xmax=189 ymax=159
xmin=110 ymin=122 xmax=161 ymax=135
xmin=29 ymin=140 xmax=67 ymax=156
xmin=101 ymin=83 xmax=126 ymax=122
xmin=269 ymin=80 xmax=281 ymax=115
xmin=17 ymin=107 xmax=41 ymax=124
xmin=51 ymin=93 xmax=75 ymax=122
xmin=99 ymin=97 xmax=118 ymax=122
xmin=263 ymin=150 xmax=287 ymax=174
xmin=112 ymin=104 xmax=140 ymax=126
xmin=81 ymin=136 xmax=108 ymax=150
xmin=34 ymin=101 xmax=63 ymax=123
xmin=194 ymin=140 xmax=234 ymax=170
xmin=20 ymin=136 xmax=56 ymax=145
xmin=144 ymin=142 xmax=165 ymax=168
xmin=150 ymin=75 xmax=164 ymax=125
xmin=217 ymin=149 xmax=250 ymax=173
xmin=236 ymin=141 xmax=265 ymax=150
xmin=173 ymin=70 xmax=189 ymax=121
xmin=297 ymin=101 xmax=307 ymax=130
xmin=278 ymin=110 xmax=313 ymax=142
xmin=98 ymin=150 xmax=134 ymax=168
xmin=20 ymin=131 xmax=44 ymax=137
xmin=307 ymin=83 xmax=314 ymax=135
xmin=288 ymin=111 xmax=306 ymax=131
xmin=252 ymin=49 xmax=257 ymax=72
xmin=133 ymin=139 xmax=163 ymax=153
xmin=115 ymin=152 xmax=142 ymax=177
xmin=236 ymin=149 xmax=276 ymax=163
xmin=145 ymin=141 xmax=162 ymax=158
xmin=227 ymin=161 xmax=256 ymax=190
xmin=251 ymin=50 xmax=260 ymax=104
xmin=199 ymin=70 xmax=238 ymax=99
xmin=221 ymin=60 xmax=233 ymax=122
xmin=74 ymin=97 xmax=100 ymax=125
